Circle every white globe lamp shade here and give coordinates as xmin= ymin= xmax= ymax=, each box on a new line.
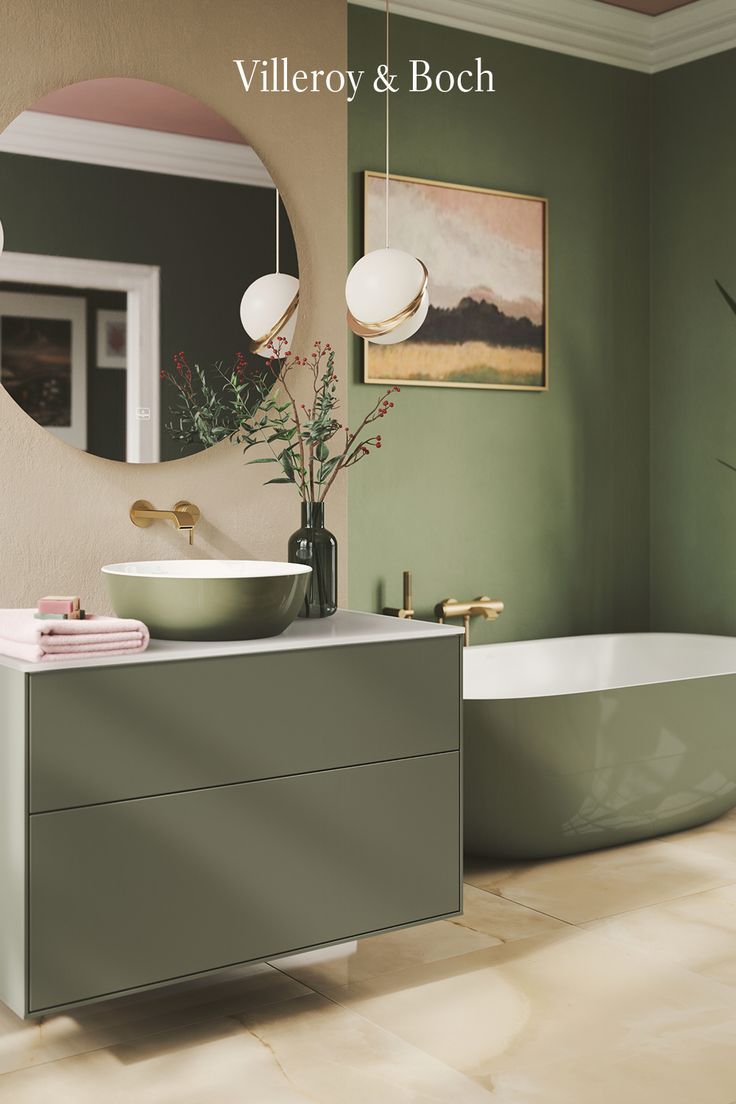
xmin=346 ymin=248 xmax=428 ymax=344
xmin=239 ymin=272 xmax=299 ymax=358
xmin=371 ymin=285 xmax=429 ymax=345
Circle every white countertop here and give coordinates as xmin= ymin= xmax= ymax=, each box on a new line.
xmin=0 ymin=609 xmax=463 ymax=674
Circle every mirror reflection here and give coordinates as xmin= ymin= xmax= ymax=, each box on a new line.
xmin=0 ymin=77 xmax=297 ymax=463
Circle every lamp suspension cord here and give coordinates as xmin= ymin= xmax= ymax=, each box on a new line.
xmin=385 ymin=0 xmax=390 ymax=250
xmin=275 ymin=188 xmax=280 ymax=274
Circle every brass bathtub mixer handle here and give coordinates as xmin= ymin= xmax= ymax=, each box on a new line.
xmin=383 ymin=570 xmax=415 ymax=620
xmin=436 ymin=595 xmax=504 ymax=646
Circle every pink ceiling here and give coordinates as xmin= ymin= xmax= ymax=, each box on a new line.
xmin=30 ymin=78 xmax=246 ymax=144
xmin=593 ymin=0 xmax=700 ymax=12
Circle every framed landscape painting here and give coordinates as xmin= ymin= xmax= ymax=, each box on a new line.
xmin=0 ymin=291 xmax=87 ymax=449
xmin=363 ymin=172 xmax=548 ymax=391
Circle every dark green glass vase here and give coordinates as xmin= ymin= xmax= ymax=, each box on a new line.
xmin=288 ymin=501 xmax=337 ymax=618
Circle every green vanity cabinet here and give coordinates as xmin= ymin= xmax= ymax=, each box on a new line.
xmin=30 ymin=755 xmax=458 ymax=1011
xmin=29 ymin=638 xmax=460 ymax=811
xmin=0 ymin=614 xmax=463 ymax=1018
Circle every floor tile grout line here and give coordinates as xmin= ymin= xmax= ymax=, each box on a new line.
xmin=463 ymin=880 xmax=579 ymax=928
xmin=578 ymin=878 xmax=736 ymax=922
xmin=466 ymin=874 xmax=736 ymax=928
xmin=268 ymin=921 xmax=579 ymax=1006
xmin=267 ymin=962 xmax=497 ymax=1098
xmin=0 ymin=987 xmax=315 ymax=1082
xmin=567 ymin=876 xmax=736 ymax=927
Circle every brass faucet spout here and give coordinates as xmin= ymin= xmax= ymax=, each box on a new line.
xmin=130 ymin=500 xmax=201 ymax=545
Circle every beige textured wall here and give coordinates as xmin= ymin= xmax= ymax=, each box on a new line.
xmin=0 ymin=0 xmax=347 ymax=609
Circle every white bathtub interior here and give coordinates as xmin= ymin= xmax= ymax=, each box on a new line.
xmin=463 ymin=633 xmax=736 ymax=700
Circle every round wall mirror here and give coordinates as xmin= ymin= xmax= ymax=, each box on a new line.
xmin=0 ymin=77 xmax=298 ymax=463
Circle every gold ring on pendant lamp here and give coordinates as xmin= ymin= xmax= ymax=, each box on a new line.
xmin=347 ymin=260 xmax=428 ymax=339
xmin=248 ymin=288 xmax=300 ymax=355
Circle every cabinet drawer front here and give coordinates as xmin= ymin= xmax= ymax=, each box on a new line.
xmin=29 ymin=637 xmax=460 ymax=812
xmin=29 ymin=753 xmax=460 ymax=1012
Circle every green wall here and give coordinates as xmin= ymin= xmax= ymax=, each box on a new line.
xmin=0 ymin=152 xmax=297 ymax=461
xmin=348 ymin=8 xmax=651 ymax=642
xmin=650 ymin=51 xmax=736 ymax=633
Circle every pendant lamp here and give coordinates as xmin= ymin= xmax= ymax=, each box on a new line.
xmin=240 ymin=189 xmax=299 ymax=358
xmin=346 ymin=0 xmax=429 ymax=344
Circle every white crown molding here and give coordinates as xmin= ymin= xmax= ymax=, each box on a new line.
xmin=0 ymin=111 xmax=275 ymax=188
xmin=650 ymin=0 xmax=736 ymax=71
xmin=350 ymin=0 xmax=736 ymax=74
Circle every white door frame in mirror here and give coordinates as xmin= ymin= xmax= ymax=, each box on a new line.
xmin=0 ymin=251 xmax=160 ymax=463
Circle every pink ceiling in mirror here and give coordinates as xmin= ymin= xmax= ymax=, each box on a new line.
xmin=30 ymin=77 xmax=246 ymax=144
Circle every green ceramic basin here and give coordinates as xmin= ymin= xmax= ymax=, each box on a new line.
xmin=102 ymin=560 xmax=311 ymax=641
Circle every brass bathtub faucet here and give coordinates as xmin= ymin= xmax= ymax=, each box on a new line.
xmin=383 ymin=570 xmax=414 ymax=620
xmin=436 ymin=596 xmax=504 ymax=646
xmin=130 ymin=500 xmax=201 ymax=546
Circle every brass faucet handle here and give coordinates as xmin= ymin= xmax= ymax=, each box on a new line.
xmin=402 ymin=570 xmax=413 ymax=614
xmin=383 ymin=569 xmax=415 ymax=620
xmin=435 ymin=595 xmax=504 ymax=644
xmin=173 ymin=501 xmax=201 ymax=527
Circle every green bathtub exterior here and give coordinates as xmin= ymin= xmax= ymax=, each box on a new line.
xmin=464 ymin=674 xmax=736 ymax=859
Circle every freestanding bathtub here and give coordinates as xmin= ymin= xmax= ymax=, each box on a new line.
xmin=463 ymin=634 xmax=736 ymax=859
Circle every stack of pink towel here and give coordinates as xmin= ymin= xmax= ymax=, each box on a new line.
xmin=0 ymin=609 xmax=150 ymax=663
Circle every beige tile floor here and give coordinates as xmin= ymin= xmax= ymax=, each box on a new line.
xmin=4 ymin=811 xmax=736 ymax=1102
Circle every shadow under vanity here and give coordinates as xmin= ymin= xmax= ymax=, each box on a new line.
xmin=0 ymin=611 xmax=463 ymax=1018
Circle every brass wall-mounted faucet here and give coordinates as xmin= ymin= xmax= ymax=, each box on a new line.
xmin=435 ymin=596 xmax=504 ymax=646
xmin=383 ymin=570 xmax=414 ymax=619
xmin=130 ymin=500 xmax=201 ymax=546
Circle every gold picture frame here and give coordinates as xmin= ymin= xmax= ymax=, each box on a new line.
xmin=362 ymin=171 xmax=549 ymax=392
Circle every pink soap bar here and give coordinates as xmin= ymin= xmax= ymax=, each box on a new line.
xmin=37 ymin=595 xmax=81 ymax=614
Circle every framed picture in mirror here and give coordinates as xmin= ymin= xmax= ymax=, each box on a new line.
xmin=0 ymin=291 xmax=87 ymax=450
xmin=97 ymin=309 xmax=127 ymax=369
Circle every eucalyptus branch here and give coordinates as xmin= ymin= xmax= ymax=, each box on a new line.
xmin=162 ymin=341 xmax=400 ymax=504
